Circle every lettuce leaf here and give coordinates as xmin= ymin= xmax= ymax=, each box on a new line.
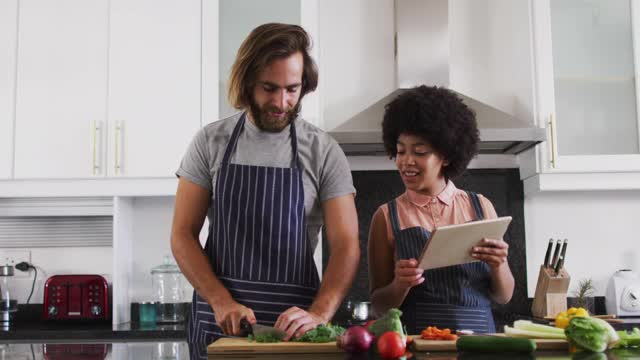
xmin=564 ymin=317 xmax=619 ymax=352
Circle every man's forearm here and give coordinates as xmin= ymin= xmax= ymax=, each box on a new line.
xmin=171 ymin=231 xmax=232 ymax=309
xmin=309 ymin=245 xmax=360 ymax=322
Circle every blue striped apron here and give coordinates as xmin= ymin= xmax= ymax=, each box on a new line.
xmin=390 ymin=191 xmax=496 ymax=334
xmin=188 ymin=114 xmax=320 ymax=344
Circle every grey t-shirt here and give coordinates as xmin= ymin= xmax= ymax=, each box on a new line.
xmin=176 ymin=112 xmax=356 ymax=252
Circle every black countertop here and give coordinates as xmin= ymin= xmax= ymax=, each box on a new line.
xmin=4 ymin=315 xmax=640 ymax=342
xmin=5 ymin=304 xmax=640 ymax=359
xmin=2 ymin=303 xmax=186 ymax=341
xmin=2 ymin=341 xmax=640 ymax=360
xmin=1 ymin=320 xmax=186 ymax=341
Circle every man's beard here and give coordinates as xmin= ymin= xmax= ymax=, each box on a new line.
xmin=249 ymin=100 xmax=301 ymax=132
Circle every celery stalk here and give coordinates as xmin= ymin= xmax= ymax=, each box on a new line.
xmin=504 ymin=325 xmax=567 ymax=339
xmin=513 ymin=320 xmax=566 ymax=336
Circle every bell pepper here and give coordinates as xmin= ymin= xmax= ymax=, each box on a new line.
xmin=555 ymin=307 xmax=589 ymax=329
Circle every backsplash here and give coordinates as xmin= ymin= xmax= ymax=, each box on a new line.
xmin=323 ymin=168 xmax=529 ymax=329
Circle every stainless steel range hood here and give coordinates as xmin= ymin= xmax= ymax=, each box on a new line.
xmin=329 ymin=88 xmax=547 ymax=156
xmin=328 ymin=0 xmax=546 ymax=156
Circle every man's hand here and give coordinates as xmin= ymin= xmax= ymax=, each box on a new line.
xmin=213 ymin=299 xmax=256 ymax=336
xmin=471 ymin=237 xmax=509 ymax=270
xmin=274 ymin=306 xmax=327 ymax=341
xmin=392 ymin=258 xmax=425 ymax=289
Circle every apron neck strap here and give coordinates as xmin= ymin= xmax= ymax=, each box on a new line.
xmin=387 ymin=199 xmax=402 ymax=238
xmin=222 ymin=112 xmax=299 ymax=168
xmin=465 ymin=191 xmax=485 ymax=220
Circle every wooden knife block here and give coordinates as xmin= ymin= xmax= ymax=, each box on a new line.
xmin=531 ymin=265 xmax=571 ymax=319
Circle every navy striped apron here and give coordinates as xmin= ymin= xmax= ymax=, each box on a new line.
xmin=391 ymin=191 xmax=496 ymax=334
xmin=188 ymin=114 xmax=320 ymax=344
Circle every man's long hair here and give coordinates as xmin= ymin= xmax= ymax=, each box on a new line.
xmin=227 ymin=23 xmax=318 ymax=110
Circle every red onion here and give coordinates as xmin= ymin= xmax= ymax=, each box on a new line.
xmin=337 ymin=326 xmax=374 ymax=353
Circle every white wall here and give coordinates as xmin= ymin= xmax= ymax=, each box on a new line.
xmin=8 ymin=247 xmax=112 ymax=304
xmin=218 ymin=0 xmax=301 ymax=119
xmin=129 ymin=197 xmax=189 ymax=302
xmin=525 ymin=191 xmax=640 ymax=297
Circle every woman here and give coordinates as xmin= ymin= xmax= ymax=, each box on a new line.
xmin=368 ymin=85 xmax=515 ymax=334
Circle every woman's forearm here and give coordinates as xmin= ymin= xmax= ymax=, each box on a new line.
xmin=489 ymin=262 xmax=515 ymax=304
xmin=371 ymin=281 xmax=411 ymax=317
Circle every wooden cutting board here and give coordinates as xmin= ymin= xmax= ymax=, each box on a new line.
xmin=209 ymin=334 xmax=570 ymax=354
xmin=207 ymin=338 xmax=341 ymax=354
xmin=412 ymin=337 xmax=569 ymax=352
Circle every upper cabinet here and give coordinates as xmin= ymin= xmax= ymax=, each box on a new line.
xmin=107 ymin=0 xmax=201 ymax=178
xmin=13 ymin=0 xmax=201 ymax=179
xmin=14 ymin=0 xmax=109 ymax=179
xmin=0 ymin=0 xmax=18 ymax=180
xmin=530 ymin=0 xmax=640 ymax=174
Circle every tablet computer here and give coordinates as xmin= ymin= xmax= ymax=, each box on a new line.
xmin=418 ymin=216 xmax=512 ymax=270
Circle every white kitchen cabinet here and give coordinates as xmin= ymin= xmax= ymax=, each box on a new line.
xmin=0 ymin=0 xmax=18 ymax=180
xmin=107 ymin=0 xmax=201 ymax=177
xmin=529 ymin=0 xmax=640 ymax=175
xmin=13 ymin=0 xmax=201 ymax=179
xmin=14 ymin=0 xmax=109 ymax=179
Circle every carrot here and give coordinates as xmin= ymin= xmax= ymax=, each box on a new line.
xmin=420 ymin=326 xmax=458 ymax=340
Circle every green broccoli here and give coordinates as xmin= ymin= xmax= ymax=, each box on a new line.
xmin=565 ymin=317 xmax=620 ymax=352
xmin=294 ymin=324 xmax=345 ymax=343
xmin=248 ymin=324 xmax=345 ymax=343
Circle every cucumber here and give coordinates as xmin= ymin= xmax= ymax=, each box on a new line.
xmin=456 ymin=336 xmax=537 ymax=353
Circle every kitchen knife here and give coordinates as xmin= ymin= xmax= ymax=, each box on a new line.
xmin=239 ymin=318 xmax=287 ymax=340
xmin=550 ymin=239 xmax=562 ymax=269
xmin=558 ymin=239 xmax=568 ymax=267
xmin=543 ymin=238 xmax=554 ymax=267
xmin=554 ymin=255 xmax=564 ymax=275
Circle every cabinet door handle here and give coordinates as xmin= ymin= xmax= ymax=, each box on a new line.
xmin=92 ymin=121 xmax=102 ymax=175
xmin=548 ymin=113 xmax=557 ymax=168
xmin=114 ymin=121 xmax=123 ymax=174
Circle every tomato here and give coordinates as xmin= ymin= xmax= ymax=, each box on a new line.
xmin=377 ymin=331 xmax=406 ymax=359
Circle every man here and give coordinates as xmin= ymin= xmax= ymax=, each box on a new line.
xmin=171 ymin=23 xmax=359 ymax=344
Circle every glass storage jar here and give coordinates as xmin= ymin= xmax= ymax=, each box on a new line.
xmin=151 ymin=256 xmax=187 ymax=323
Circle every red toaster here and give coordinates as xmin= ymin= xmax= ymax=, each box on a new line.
xmin=43 ymin=344 xmax=108 ymax=360
xmin=43 ymin=275 xmax=109 ymax=321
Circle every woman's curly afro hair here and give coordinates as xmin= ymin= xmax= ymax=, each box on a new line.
xmin=382 ymin=85 xmax=480 ymax=180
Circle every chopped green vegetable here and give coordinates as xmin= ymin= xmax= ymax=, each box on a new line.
xmin=614 ymin=327 xmax=640 ymax=348
xmin=293 ymin=324 xmax=346 ymax=343
xmin=504 ymin=320 xmax=566 ymax=339
xmin=564 ymin=317 xmax=619 ymax=352
xmin=247 ymin=324 xmax=345 ymax=343
xmin=248 ymin=333 xmax=282 ymax=343
xmin=367 ymin=308 xmax=405 ymax=339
